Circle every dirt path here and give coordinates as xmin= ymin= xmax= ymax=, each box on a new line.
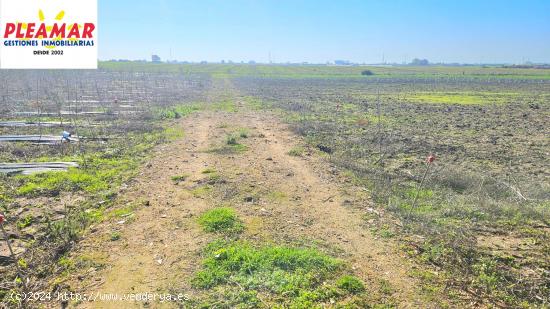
xmin=59 ymin=109 xmax=435 ymax=308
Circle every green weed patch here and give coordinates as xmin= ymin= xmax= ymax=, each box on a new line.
xmin=153 ymin=104 xmax=201 ymax=119
xmin=405 ymin=92 xmax=519 ymax=105
xmin=198 ymin=207 xmax=244 ymax=234
xmin=192 ymin=240 xmax=369 ymax=307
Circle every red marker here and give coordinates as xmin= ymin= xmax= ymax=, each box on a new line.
xmin=427 ymin=154 xmax=436 ymax=164
xmin=0 ymin=214 xmax=4 ymax=225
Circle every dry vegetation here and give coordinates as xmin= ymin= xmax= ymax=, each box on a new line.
xmin=233 ymin=72 xmax=549 ymax=307
xmin=0 ymin=69 xmax=210 ymax=307
xmin=0 ymin=64 xmax=548 ymax=308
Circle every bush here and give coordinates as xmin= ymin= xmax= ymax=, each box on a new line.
xmin=361 ymin=70 xmax=374 ymax=76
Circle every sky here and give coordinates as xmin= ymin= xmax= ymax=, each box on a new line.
xmin=99 ymin=0 xmax=550 ymax=64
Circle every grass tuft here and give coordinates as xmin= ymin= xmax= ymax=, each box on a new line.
xmin=206 ymin=135 xmax=249 ymax=154
xmin=198 ymin=207 xmax=244 ymax=234
xmin=287 ymin=146 xmax=305 ymax=157
xmin=226 ymin=135 xmax=239 ymax=145
xmin=238 ymin=128 xmax=249 ymax=138
xmin=337 ymin=275 xmax=365 ymax=294
xmin=201 ymin=168 xmax=216 ymax=174
xmin=171 ymin=174 xmax=190 ymax=183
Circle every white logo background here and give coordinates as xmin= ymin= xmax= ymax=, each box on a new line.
xmin=0 ymin=0 xmax=97 ymax=69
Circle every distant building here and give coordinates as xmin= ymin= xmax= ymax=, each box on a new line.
xmin=151 ymin=55 xmax=161 ymax=63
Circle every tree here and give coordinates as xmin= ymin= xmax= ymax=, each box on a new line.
xmin=410 ymin=58 xmax=429 ymax=66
